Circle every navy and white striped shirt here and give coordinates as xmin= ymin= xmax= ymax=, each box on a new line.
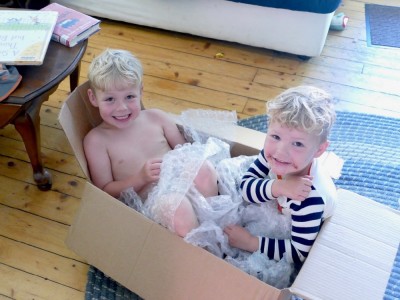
xmin=240 ymin=149 xmax=337 ymax=263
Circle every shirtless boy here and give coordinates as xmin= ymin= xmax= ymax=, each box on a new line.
xmin=84 ymin=49 xmax=218 ymax=237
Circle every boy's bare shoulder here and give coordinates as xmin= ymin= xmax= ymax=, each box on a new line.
xmin=143 ymin=108 xmax=167 ymax=116
xmin=142 ymin=108 xmax=172 ymax=121
xmin=83 ymin=125 xmax=107 ymax=148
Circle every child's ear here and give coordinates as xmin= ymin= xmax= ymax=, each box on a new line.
xmin=87 ymin=88 xmax=99 ymax=107
xmin=315 ymin=140 xmax=329 ymax=158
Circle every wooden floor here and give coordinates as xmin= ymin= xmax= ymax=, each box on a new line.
xmin=1 ymin=0 xmax=400 ymax=298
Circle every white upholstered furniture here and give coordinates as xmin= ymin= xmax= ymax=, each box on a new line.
xmin=52 ymin=0 xmax=338 ymax=57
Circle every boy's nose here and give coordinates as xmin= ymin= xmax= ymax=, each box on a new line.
xmin=275 ymin=143 xmax=288 ymax=157
xmin=116 ymin=100 xmax=128 ymax=110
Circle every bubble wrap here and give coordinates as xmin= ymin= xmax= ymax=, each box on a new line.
xmin=180 ymin=109 xmax=238 ymax=144
xmin=225 ymin=252 xmax=296 ymax=289
xmin=120 ymin=109 xmax=296 ymax=289
xmin=144 ymin=137 xmax=230 ymax=232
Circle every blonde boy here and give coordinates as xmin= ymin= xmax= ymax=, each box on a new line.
xmin=84 ymin=49 xmax=218 ymax=237
xmin=224 ymin=86 xmax=337 ymax=263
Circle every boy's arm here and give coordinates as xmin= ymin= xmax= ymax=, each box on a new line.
xmin=272 ymin=175 xmax=313 ymax=201
xmin=224 ymin=193 xmax=325 ymax=263
xmin=241 ymin=150 xmax=313 ymax=202
xmin=83 ymin=130 xmax=116 ymax=194
xmin=102 ymin=171 xmax=154 ymax=198
xmin=258 ymin=194 xmax=325 ymax=263
xmin=240 ymin=150 xmax=276 ymax=203
xmin=149 ymin=109 xmax=186 ymax=148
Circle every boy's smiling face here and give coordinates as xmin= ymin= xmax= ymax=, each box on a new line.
xmin=263 ymin=121 xmax=328 ymax=177
xmin=88 ymin=84 xmax=142 ymax=129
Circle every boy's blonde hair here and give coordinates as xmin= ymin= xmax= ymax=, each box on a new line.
xmin=88 ymin=49 xmax=143 ymax=92
xmin=267 ymin=86 xmax=336 ymax=142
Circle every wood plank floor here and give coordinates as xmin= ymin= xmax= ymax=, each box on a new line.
xmin=1 ymin=0 xmax=399 ymax=298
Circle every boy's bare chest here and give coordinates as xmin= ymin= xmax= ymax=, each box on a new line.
xmin=107 ymin=124 xmax=172 ymax=177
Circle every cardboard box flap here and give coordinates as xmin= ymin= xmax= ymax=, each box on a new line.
xmin=130 ymin=219 xmax=281 ymax=300
xmin=290 ymin=189 xmax=400 ymax=300
xmin=59 ymin=81 xmax=102 ymax=179
xmin=66 ymin=182 xmax=156 ymax=279
xmin=67 ymin=182 xmax=282 ymax=300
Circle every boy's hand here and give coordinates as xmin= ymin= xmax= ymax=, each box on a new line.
xmin=274 ymin=175 xmax=313 ymax=201
xmin=224 ymin=225 xmax=258 ymax=252
xmin=141 ymin=158 xmax=162 ymax=183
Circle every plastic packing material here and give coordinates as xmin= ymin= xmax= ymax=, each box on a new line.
xmin=120 ymin=109 xmax=299 ymax=289
xmin=180 ymin=109 xmax=238 ymax=144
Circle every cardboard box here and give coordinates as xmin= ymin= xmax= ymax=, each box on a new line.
xmin=60 ymin=82 xmax=400 ymax=300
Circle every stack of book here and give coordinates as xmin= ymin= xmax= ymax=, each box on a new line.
xmin=41 ymin=3 xmax=101 ymax=48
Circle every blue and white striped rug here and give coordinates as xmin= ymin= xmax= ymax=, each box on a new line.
xmin=85 ymin=111 xmax=400 ymax=300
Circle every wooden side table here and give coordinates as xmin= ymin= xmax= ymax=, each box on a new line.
xmin=0 ymin=40 xmax=87 ymax=191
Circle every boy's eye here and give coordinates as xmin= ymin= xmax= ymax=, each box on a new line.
xmin=293 ymin=141 xmax=304 ymax=147
xmin=105 ymin=97 xmax=114 ymax=102
xmin=271 ymin=134 xmax=280 ymax=141
xmin=126 ymin=95 xmax=136 ymax=100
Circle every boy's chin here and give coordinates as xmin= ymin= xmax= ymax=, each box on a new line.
xmin=273 ymin=166 xmax=309 ymax=177
xmin=267 ymin=160 xmax=289 ymax=175
xmin=270 ymin=166 xmax=290 ymax=177
xmin=270 ymin=163 xmax=301 ymax=177
xmin=104 ymin=121 xmax=131 ymax=130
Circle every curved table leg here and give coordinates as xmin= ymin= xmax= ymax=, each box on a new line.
xmin=69 ymin=61 xmax=81 ymax=92
xmin=14 ymin=98 xmax=52 ymax=191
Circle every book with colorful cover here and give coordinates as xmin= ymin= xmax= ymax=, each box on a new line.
xmin=41 ymin=3 xmax=101 ymax=47
xmin=0 ymin=10 xmax=58 ymax=65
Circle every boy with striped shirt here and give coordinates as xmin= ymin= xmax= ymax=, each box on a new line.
xmin=224 ymin=86 xmax=337 ymax=264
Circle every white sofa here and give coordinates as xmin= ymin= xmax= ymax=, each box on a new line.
xmin=51 ymin=0 xmax=339 ymax=57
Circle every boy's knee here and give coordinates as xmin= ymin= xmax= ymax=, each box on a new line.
xmin=173 ymin=198 xmax=199 ymax=237
xmin=194 ymin=161 xmax=218 ymax=197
